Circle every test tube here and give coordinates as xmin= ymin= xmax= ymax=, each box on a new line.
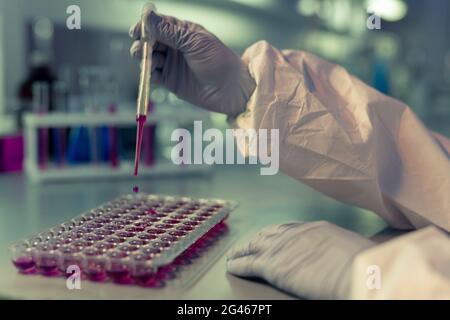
xmin=33 ymin=82 xmax=50 ymax=170
xmin=107 ymin=81 xmax=119 ymax=168
xmin=53 ymin=81 xmax=68 ymax=167
xmin=80 ymin=67 xmax=99 ymax=163
xmin=89 ymin=71 xmax=99 ymax=164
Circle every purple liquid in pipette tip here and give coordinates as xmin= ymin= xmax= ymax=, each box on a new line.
xmin=133 ymin=186 xmax=139 ymax=193
xmin=134 ymin=115 xmax=147 ymax=176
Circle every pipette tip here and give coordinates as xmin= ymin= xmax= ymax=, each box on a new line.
xmin=133 ymin=115 xmax=147 ymax=177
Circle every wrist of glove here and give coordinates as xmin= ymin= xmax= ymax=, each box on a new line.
xmin=226 ymin=221 xmax=375 ymax=299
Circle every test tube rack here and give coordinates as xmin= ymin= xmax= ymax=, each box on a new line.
xmin=24 ymin=108 xmax=212 ymax=183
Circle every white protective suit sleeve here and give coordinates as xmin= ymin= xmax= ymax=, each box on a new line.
xmin=226 ymin=222 xmax=450 ymax=299
xmin=234 ymin=41 xmax=450 ymax=231
xmin=351 ymin=226 xmax=450 ymax=299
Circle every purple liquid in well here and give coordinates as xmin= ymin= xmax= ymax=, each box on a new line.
xmin=134 ymin=274 xmax=164 ymax=288
xmin=170 ymin=230 xmax=187 ymax=237
xmin=86 ymin=270 xmax=107 ymax=282
xmin=104 ymin=224 xmax=122 ymax=231
xmin=133 ymin=210 xmax=148 ymax=217
xmin=84 ymin=259 xmax=107 ymax=282
xmin=105 ymin=236 xmax=126 ymax=244
xmin=115 ymin=231 xmax=136 ymax=238
xmin=176 ymin=225 xmax=194 ymax=232
xmin=106 ymin=269 xmax=133 ymax=284
xmin=184 ymin=221 xmax=199 ymax=226
xmin=37 ymin=258 xmax=59 ymax=276
xmin=152 ymin=241 xmax=170 ymax=249
xmin=161 ymin=235 xmax=178 ymax=243
xmin=146 ymin=228 xmax=166 ymax=235
xmin=173 ymin=256 xmax=192 ymax=266
xmin=13 ymin=256 xmax=36 ymax=274
xmin=133 ymin=115 xmax=147 ymax=176
xmin=126 ymin=226 xmax=145 ymax=233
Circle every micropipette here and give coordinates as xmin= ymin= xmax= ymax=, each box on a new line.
xmin=134 ymin=3 xmax=156 ymax=176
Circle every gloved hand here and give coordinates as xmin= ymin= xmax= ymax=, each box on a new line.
xmin=129 ymin=10 xmax=256 ymax=118
xmin=226 ymin=221 xmax=375 ymax=299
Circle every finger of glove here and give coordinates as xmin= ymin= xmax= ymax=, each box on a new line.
xmin=130 ymin=18 xmax=174 ymax=50
xmin=131 ymin=12 xmax=179 ymax=39
xmin=147 ymin=12 xmax=203 ymax=53
xmin=226 ymin=235 xmax=264 ymax=260
xmin=226 ymin=223 xmax=292 ymax=261
xmin=129 ymin=14 xmax=178 ymax=39
xmin=251 ymin=223 xmax=297 ymax=242
xmin=130 ymin=38 xmax=167 ymax=57
xmin=131 ymin=42 xmax=166 ymax=70
xmin=129 ymin=21 xmax=141 ymax=40
xmin=130 ymin=40 xmax=142 ymax=58
xmin=226 ymin=255 xmax=261 ymax=278
xmin=226 ymin=222 xmax=313 ymax=261
xmin=132 ymin=11 xmax=207 ymax=54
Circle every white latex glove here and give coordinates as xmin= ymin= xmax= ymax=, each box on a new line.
xmin=226 ymin=221 xmax=375 ymax=299
xmin=129 ymin=10 xmax=255 ymax=117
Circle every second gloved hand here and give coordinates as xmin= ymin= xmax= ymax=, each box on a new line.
xmin=129 ymin=10 xmax=255 ymax=118
xmin=226 ymin=221 xmax=375 ymax=299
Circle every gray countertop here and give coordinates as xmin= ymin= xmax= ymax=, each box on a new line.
xmin=0 ymin=166 xmax=387 ymax=299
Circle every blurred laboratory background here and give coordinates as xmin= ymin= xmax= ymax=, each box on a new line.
xmin=0 ymin=0 xmax=449 ymax=178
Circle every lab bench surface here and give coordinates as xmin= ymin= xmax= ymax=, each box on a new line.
xmin=0 ymin=166 xmax=387 ymax=300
